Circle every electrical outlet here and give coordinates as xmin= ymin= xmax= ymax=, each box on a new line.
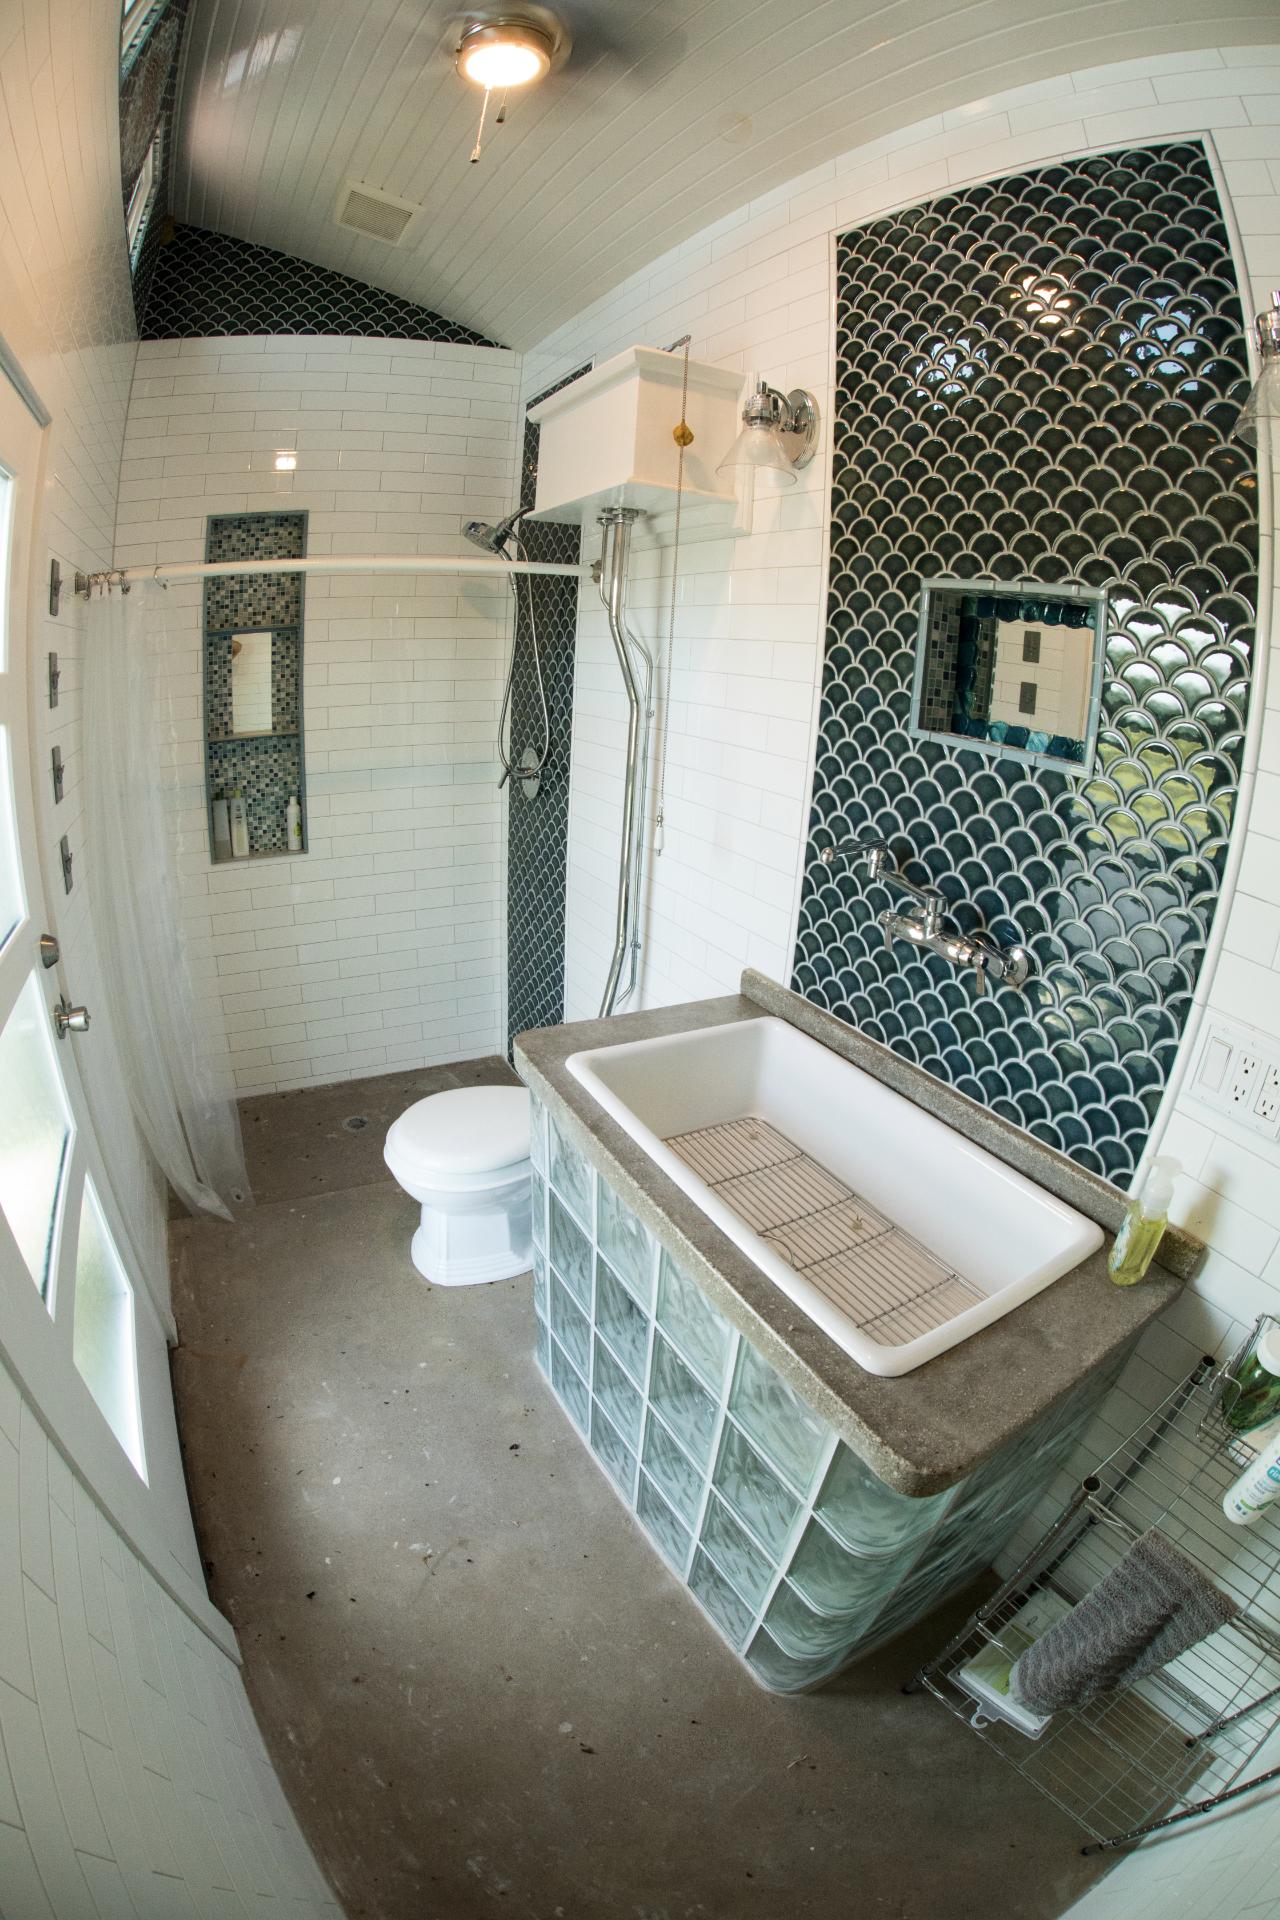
xmin=1254 ymin=1065 xmax=1280 ymax=1130
xmin=1190 ymin=1019 xmax=1280 ymax=1142
xmin=1228 ymin=1048 xmax=1262 ymax=1113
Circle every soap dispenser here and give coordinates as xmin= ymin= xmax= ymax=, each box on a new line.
xmin=1108 ymin=1156 xmax=1178 ymax=1286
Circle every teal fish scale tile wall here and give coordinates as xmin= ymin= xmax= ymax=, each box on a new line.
xmin=528 ymin=1095 xmax=1119 ymax=1691
xmin=793 ymin=141 xmax=1258 ymax=1188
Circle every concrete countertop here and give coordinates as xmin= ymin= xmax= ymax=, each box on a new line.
xmin=513 ymin=971 xmax=1191 ymax=1498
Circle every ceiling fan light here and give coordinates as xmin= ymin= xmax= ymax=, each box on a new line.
xmin=457 ymin=21 xmax=553 ymax=89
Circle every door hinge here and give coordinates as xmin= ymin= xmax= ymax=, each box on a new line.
xmin=59 ymin=833 xmax=73 ymax=893
xmin=50 ymin=745 xmax=64 ymax=804
xmin=47 ymin=651 xmax=60 ymax=707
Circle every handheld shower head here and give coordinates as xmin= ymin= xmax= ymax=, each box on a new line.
xmin=462 ymin=506 xmax=531 ymax=556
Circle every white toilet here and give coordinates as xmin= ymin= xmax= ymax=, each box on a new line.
xmin=383 ymin=1085 xmax=533 ymax=1286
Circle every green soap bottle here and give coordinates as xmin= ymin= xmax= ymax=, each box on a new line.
xmin=1221 ymin=1323 xmax=1280 ymax=1436
xmin=1108 ymin=1156 xmax=1178 ymax=1286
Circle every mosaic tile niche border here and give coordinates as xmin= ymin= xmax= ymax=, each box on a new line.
xmin=203 ymin=512 xmax=308 ymax=861
xmin=506 ymin=364 xmax=592 ymax=1053
xmin=528 ymin=1092 xmax=1119 ymax=1691
xmin=792 ymin=141 xmax=1258 ymax=1190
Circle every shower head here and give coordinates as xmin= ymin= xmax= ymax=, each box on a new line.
xmin=463 ymin=506 xmax=531 ymax=555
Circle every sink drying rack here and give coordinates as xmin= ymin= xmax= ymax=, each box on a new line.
xmin=907 ymin=1340 xmax=1280 ymax=1853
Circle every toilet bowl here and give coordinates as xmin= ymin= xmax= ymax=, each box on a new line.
xmin=383 ymin=1085 xmax=532 ymax=1286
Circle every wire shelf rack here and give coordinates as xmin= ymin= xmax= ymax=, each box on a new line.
xmin=908 ymin=1347 xmax=1280 ymax=1852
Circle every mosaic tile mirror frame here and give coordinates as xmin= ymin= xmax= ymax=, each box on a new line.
xmin=203 ymin=512 xmax=308 ymax=862
xmin=794 ymin=140 xmax=1258 ymax=1188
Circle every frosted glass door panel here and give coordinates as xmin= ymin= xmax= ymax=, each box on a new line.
xmin=73 ymin=1179 xmax=145 ymax=1477
xmin=0 ymin=969 xmax=74 ymax=1297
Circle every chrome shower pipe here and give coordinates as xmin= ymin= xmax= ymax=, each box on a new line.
xmin=597 ymin=507 xmax=653 ymax=1018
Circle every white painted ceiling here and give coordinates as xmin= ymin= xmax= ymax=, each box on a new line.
xmin=171 ymin=0 xmax=1278 ymax=350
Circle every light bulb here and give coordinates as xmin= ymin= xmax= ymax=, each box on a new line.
xmin=457 ymin=23 xmax=552 ymax=89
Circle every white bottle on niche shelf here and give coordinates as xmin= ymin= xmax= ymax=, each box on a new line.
xmin=286 ymin=791 xmax=303 ymax=853
xmin=211 ymin=791 xmax=232 ymax=861
xmin=229 ymin=788 xmax=250 ymax=859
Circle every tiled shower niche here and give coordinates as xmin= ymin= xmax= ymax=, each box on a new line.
xmin=203 ymin=512 xmax=307 ymax=862
xmin=794 ymin=141 xmax=1257 ymax=1189
xmin=529 ymin=1094 xmax=1118 ymax=1691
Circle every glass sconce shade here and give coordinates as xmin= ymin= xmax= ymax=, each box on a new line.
xmin=716 ymin=377 xmax=818 ymax=483
xmin=1235 ymin=291 xmax=1280 ymax=446
xmin=716 ymin=420 xmax=799 ymax=484
xmin=1235 ymin=358 xmax=1280 ymax=447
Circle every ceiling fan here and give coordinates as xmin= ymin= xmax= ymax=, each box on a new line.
xmin=443 ymin=3 xmax=689 ymax=162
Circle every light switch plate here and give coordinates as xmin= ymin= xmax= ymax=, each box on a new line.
xmin=1189 ymin=1017 xmax=1280 ymax=1141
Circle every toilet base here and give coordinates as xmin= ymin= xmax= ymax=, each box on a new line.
xmin=408 ymin=1179 xmax=532 ymax=1287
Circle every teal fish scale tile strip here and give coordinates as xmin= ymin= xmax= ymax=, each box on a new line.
xmin=528 ymin=1092 xmax=1122 ymax=1691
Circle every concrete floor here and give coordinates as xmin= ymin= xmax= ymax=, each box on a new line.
xmin=170 ymin=1060 xmax=1111 ymax=1920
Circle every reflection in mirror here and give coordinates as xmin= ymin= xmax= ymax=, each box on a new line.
xmin=910 ymin=580 xmax=1106 ymax=772
xmin=230 ymin=630 xmax=273 ymax=735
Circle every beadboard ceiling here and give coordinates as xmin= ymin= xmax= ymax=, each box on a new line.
xmin=170 ymin=0 xmax=1277 ymax=350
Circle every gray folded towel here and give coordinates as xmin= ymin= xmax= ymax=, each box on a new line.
xmin=1009 ymin=1528 xmax=1238 ymax=1716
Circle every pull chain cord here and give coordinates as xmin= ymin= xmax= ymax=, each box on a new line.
xmin=653 ymin=338 xmax=690 ymax=856
xmin=470 ymin=87 xmax=492 ymax=163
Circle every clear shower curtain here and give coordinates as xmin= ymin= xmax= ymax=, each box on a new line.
xmin=84 ymin=582 xmax=249 ymax=1220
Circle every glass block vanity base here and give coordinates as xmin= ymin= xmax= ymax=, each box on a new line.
xmin=528 ymin=1093 xmax=1116 ymax=1693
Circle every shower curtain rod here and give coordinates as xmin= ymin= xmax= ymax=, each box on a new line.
xmin=74 ymin=553 xmax=589 ymax=593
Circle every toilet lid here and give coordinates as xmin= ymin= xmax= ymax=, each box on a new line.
xmin=385 ymin=1085 xmax=531 ymax=1177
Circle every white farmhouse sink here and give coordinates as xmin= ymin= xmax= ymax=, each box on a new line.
xmin=565 ymin=1016 xmax=1103 ymax=1378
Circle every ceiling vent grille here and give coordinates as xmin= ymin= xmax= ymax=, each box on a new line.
xmin=334 ymin=182 xmax=420 ymax=245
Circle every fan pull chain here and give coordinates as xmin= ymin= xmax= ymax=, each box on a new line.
xmin=470 ymin=87 xmax=492 ymax=163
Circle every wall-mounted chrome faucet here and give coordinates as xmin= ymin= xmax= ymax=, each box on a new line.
xmin=819 ymin=836 xmax=1031 ymax=995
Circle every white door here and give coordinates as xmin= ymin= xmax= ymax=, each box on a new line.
xmin=0 ymin=369 xmax=206 ymax=1594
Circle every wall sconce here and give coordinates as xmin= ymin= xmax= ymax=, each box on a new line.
xmin=716 ymin=377 xmax=819 ymax=486
xmin=1236 ymin=290 xmax=1280 ymax=446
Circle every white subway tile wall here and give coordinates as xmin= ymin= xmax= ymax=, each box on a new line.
xmin=514 ymin=55 xmax=1280 ymax=1918
xmin=0 ymin=0 xmax=169 ymax=1297
xmin=0 ymin=1353 xmax=339 ymax=1915
xmin=116 ymin=335 xmax=520 ymax=1092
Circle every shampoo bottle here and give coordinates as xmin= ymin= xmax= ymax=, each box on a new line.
xmin=212 ymin=792 xmax=232 ymax=861
xmin=286 ymin=791 xmax=302 ymax=853
xmin=1222 ymin=1420 xmax=1280 ymax=1525
xmin=1108 ymin=1156 xmax=1178 ymax=1286
xmin=1221 ymin=1322 xmax=1280 ymax=1436
xmin=229 ymin=788 xmax=250 ymax=859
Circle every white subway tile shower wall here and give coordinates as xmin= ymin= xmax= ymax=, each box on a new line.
xmin=0 ymin=1352 xmax=339 ymax=1916
xmin=1 ymin=0 xmax=169 ymax=1296
xmin=116 ymin=335 xmax=520 ymax=1092
xmin=518 ymin=53 xmax=1280 ymax=1919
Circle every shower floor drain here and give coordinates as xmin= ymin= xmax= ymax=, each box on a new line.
xmin=342 ymin=1116 xmax=370 ymax=1132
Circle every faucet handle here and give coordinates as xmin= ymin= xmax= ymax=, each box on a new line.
xmin=970 ymin=951 xmax=989 ymax=996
